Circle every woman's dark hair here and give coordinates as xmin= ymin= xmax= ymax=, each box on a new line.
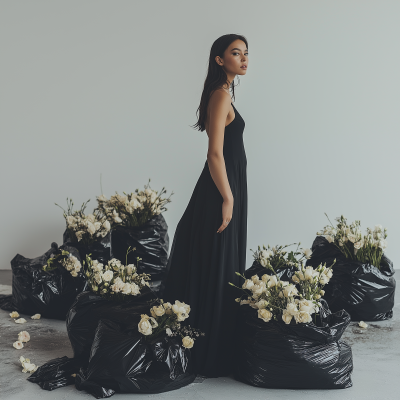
xmin=192 ymin=34 xmax=248 ymax=132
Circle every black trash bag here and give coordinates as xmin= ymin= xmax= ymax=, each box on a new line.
xmin=75 ymin=319 xmax=195 ymax=398
xmin=0 ymin=242 xmax=86 ymax=319
xmin=27 ymin=356 xmax=81 ymax=390
xmin=66 ymin=287 xmax=157 ymax=366
xmin=245 ymin=259 xmax=296 ymax=281
xmin=306 ymin=236 xmax=396 ymax=321
xmin=110 ymin=214 xmax=169 ymax=294
xmin=63 ymin=229 xmax=111 ymax=265
xmin=234 ymin=299 xmax=353 ymax=389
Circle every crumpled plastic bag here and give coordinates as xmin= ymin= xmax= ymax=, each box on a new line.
xmin=66 ymin=288 xmax=157 ymax=366
xmin=0 ymin=242 xmax=86 ymax=319
xmin=110 ymin=214 xmax=169 ymax=294
xmin=306 ymin=236 xmax=396 ymax=321
xmin=75 ymin=319 xmax=195 ymax=398
xmin=234 ymin=299 xmax=353 ymax=389
xmin=27 ymin=356 xmax=81 ymax=390
xmin=63 ymin=230 xmax=111 ymax=265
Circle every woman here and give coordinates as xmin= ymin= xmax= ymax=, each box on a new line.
xmin=161 ymin=34 xmax=248 ymax=378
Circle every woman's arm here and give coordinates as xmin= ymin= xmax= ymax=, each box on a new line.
xmin=206 ymin=89 xmax=234 ymax=233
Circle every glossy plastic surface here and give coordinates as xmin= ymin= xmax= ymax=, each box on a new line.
xmin=110 ymin=214 xmax=169 ymax=293
xmin=307 ymin=236 xmax=396 ymax=321
xmin=234 ymin=300 xmax=353 ymax=389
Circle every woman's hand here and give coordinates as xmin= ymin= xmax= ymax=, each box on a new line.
xmin=217 ymin=197 xmax=234 ymax=233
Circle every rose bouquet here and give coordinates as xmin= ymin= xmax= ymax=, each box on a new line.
xmin=317 ymin=214 xmax=387 ymax=268
xmin=82 ymin=248 xmax=151 ymax=301
xmin=138 ymin=299 xmax=204 ymax=348
xmin=56 ymin=199 xmax=111 ymax=246
xmin=43 ymin=248 xmax=82 ymax=278
xmin=96 ymin=181 xmax=173 ymax=228
xmin=231 ymin=244 xmax=335 ymax=325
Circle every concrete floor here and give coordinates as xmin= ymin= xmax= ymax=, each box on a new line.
xmin=0 ymin=271 xmax=399 ymax=400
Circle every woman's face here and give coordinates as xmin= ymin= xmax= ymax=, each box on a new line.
xmin=216 ymin=39 xmax=248 ymax=76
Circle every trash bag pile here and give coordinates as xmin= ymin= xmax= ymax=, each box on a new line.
xmin=111 ymin=214 xmax=169 ymax=294
xmin=307 ymin=236 xmax=396 ymax=321
xmin=234 ymin=299 xmax=353 ymax=389
xmin=0 ymin=242 xmax=86 ymax=319
xmin=28 ymin=289 xmax=197 ymax=397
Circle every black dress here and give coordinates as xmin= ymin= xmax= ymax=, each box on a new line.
xmin=161 ymin=102 xmax=247 ymax=377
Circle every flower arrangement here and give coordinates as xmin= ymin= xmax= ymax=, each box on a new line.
xmin=253 ymin=242 xmax=313 ymax=270
xmin=317 ymin=214 xmax=388 ymax=268
xmin=231 ymin=243 xmax=335 ymax=325
xmin=137 ymin=299 xmax=204 ymax=349
xmin=42 ymin=248 xmax=82 ymax=278
xmin=82 ymin=247 xmax=151 ymax=300
xmin=56 ymin=199 xmax=111 ymax=245
xmin=95 ymin=180 xmax=173 ymax=228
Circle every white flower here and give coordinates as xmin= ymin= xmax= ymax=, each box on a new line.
xmin=15 ymin=318 xmax=27 ymax=324
xmin=242 ymin=279 xmax=254 ymax=290
xmin=251 ymin=282 xmax=267 ymax=295
xmin=258 ymin=308 xmax=272 ymax=322
xmin=254 ymin=299 xmax=268 ymax=309
xmin=66 ymin=216 xmax=75 ymax=226
xmin=240 ymin=299 xmax=251 ymax=305
xmin=261 ymin=249 xmax=273 ymax=259
xmin=103 ymin=220 xmax=111 ymax=231
xmin=354 ymin=240 xmax=363 ymax=250
xmin=326 ymin=235 xmax=334 ymax=243
xmin=304 ymin=266 xmax=316 ymax=282
xmin=359 ymin=321 xmax=368 ymax=329
xmin=138 ymin=315 xmax=153 ymax=335
xmin=251 ymin=275 xmax=260 ymax=284
xmin=297 ymin=299 xmax=315 ymax=314
xmin=282 ymin=310 xmax=293 ymax=324
xmin=261 ymin=274 xmax=271 ymax=283
xmin=75 ymin=231 xmax=84 ymax=242
xmin=10 ymin=311 xmax=20 ymax=318
xmin=13 ymin=341 xmax=24 ymax=349
xmin=302 ymin=248 xmax=313 ymax=259
xmin=267 ymin=275 xmax=278 ymax=288
xmin=87 ymin=222 xmax=96 ymax=235
xmin=166 ymin=328 xmax=173 ymax=336
xmin=94 ymin=273 xmax=102 ymax=284
xmin=126 ymin=265 xmax=135 ymax=275
xmin=172 ymin=300 xmax=190 ymax=321
xmin=151 ymin=305 xmax=166 ymax=317
xmin=294 ymin=310 xmax=312 ymax=324
xmin=292 ymin=275 xmax=300 ymax=284
xmin=102 ymin=270 xmax=114 ymax=282
xmin=121 ymin=283 xmax=132 ymax=295
xmin=319 ymin=274 xmax=329 ymax=285
xmin=379 ymin=239 xmax=387 ymax=250
xmin=19 ymin=356 xmax=38 ymax=373
xmin=31 ymin=314 xmax=41 ymax=320
xmin=97 ymin=194 xmax=107 ymax=202
xmin=130 ymin=283 xmax=140 ymax=295
xmin=18 ymin=331 xmax=30 ymax=343
xmin=283 ymin=284 xmax=298 ymax=298
xmin=182 ymin=336 xmax=194 ymax=349
xmin=286 ymin=302 xmax=299 ymax=316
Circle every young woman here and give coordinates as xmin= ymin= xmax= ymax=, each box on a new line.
xmin=161 ymin=34 xmax=248 ymax=378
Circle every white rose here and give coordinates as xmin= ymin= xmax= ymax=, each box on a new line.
xmin=121 ymin=283 xmax=132 ymax=295
xmin=261 ymin=274 xmax=271 ymax=283
xmin=251 ymin=275 xmax=260 ymax=284
xmin=354 ymin=241 xmax=363 ymax=250
xmin=304 ymin=267 xmax=315 ymax=282
xmin=359 ymin=321 xmax=368 ymax=329
xmin=10 ymin=311 xmax=20 ymax=318
xmin=87 ymin=222 xmax=96 ymax=235
xmin=18 ymin=331 xmax=30 ymax=342
xmin=251 ymin=282 xmax=267 ymax=295
xmin=242 ymin=279 xmax=254 ymax=290
xmin=259 ymin=258 xmax=268 ymax=267
xmin=13 ymin=341 xmax=24 ymax=349
xmin=292 ymin=275 xmax=300 ymax=284
xmin=172 ymin=300 xmax=190 ymax=321
xmin=94 ymin=222 xmax=101 ymax=231
xmin=102 ymin=270 xmax=114 ymax=282
xmin=283 ymin=284 xmax=298 ymax=298
xmin=15 ymin=318 xmax=27 ymax=324
xmin=87 ymin=214 xmax=96 ymax=223
xmin=319 ymin=275 xmax=329 ymax=285
xmin=138 ymin=316 xmax=153 ymax=335
xmin=255 ymin=299 xmax=268 ymax=309
xmin=103 ymin=220 xmax=111 ymax=231
xmin=70 ymin=270 xmax=78 ymax=278
xmin=31 ymin=314 xmax=41 ymax=320
xmin=240 ymin=299 xmax=251 ymax=305
xmin=126 ymin=265 xmax=135 ymax=275
xmin=130 ymin=283 xmax=140 ymax=295
xmin=163 ymin=302 xmax=173 ymax=314
xmin=182 ymin=336 xmax=194 ymax=349
xmin=258 ymin=308 xmax=272 ymax=322
xmin=97 ymin=194 xmax=107 ymax=202
xmin=66 ymin=216 xmax=75 ymax=226
xmin=261 ymin=249 xmax=273 ymax=259
xmin=302 ymin=248 xmax=313 ymax=259
xmin=294 ymin=310 xmax=312 ymax=324
xmin=75 ymin=231 xmax=84 ymax=242
xmin=151 ymin=305 xmax=166 ymax=317
xmin=282 ymin=310 xmax=293 ymax=324
xmin=286 ymin=302 xmax=299 ymax=316
xmin=94 ymin=273 xmax=103 ymax=284
xmin=297 ymin=299 xmax=314 ymax=314
xmin=166 ymin=328 xmax=173 ymax=336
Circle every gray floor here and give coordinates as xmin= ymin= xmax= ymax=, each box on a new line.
xmin=0 ymin=272 xmax=399 ymax=400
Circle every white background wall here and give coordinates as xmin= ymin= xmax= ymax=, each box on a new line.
xmin=1 ymin=1 xmax=399 ymax=271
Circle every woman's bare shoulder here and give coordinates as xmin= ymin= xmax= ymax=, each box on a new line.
xmin=208 ymin=88 xmax=232 ymax=109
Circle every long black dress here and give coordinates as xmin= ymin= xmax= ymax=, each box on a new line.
xmin=161 ymin=102 xmax=247 ymax=377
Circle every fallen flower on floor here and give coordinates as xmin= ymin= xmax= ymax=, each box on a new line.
xmin=15 ymin=318 xmax=27 ymax=324
xmin=359 ymin=321 xmax=368 ymax=329
xmin=13 ymin=341 xmax=24 ymax=350
xmin=19 ymin=356 xmax=38 ymax=373
xmin=18 ymin=331 xmax=30 ymax=343
xmin=9 ymin=311 xmax=19 ymax=318
xmin=31 ymin=314 xmax=41 ymax=320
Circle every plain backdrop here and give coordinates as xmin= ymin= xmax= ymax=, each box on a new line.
xmin=1 ymin=0 xmax=399 ymax=271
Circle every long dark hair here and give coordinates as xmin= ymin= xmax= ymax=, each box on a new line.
xmin=192 ymin=34 xmax=248 ymax=132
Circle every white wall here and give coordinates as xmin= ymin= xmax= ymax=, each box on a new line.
xmin=1 ymin=1 xmax=399 ymax=271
